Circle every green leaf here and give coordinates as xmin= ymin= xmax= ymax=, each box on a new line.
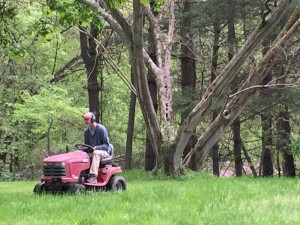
xmin=140 ymin=0 xmax=149 ymax=4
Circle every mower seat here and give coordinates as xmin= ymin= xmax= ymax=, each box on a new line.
xmin=100 ymin=144 xmax=114 ymax=166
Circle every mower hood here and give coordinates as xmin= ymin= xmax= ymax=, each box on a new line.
xmin=43 ymin=150 xmax=89 ymax=164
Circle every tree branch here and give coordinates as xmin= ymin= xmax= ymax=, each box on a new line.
xmin=50 ymin=55 xmax=82 ymax=83
xmin=80 ymin=0 xmax=131 ymax=47
xmin=73 ymin=25 xmax=137 ymax=95
xmin=229 ymin=83 xmax=296 ymax=98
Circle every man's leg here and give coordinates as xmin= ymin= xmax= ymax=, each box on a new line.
xmin=87 ymin=150 xmax=110 ymax=183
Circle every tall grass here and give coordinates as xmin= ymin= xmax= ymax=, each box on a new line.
xmin=0 ymin=170 xmax=299 ymax=225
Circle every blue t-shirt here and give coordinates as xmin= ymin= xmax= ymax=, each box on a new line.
xmin=83 ymin=124 xmax=111 ymax=154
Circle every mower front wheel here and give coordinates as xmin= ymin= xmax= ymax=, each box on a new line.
xmin=68 ymin=183 xmax=86 ymax=195
xmin=107 ymin=175 xmax=126 ymax=193
xmin=33 ymin=182 xmax=45 ymax=194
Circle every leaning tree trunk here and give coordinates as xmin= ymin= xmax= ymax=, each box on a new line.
xmin=183 ymin=2 xmax=300 ymax=170
xmin=175 ymin=0 xmax=293 ymax=172
xmin=79 ymin=23 xmax=101 ymax=121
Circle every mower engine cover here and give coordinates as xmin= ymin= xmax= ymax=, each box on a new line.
xmin=41 ymin=151 xmax=90 ymax=183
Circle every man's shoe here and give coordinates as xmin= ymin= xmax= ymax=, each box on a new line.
xmin=86 ymin=175 xmax=97 ymax=184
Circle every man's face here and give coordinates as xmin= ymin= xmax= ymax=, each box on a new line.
xmin=84 ymin=117 xmax=91 ymax=124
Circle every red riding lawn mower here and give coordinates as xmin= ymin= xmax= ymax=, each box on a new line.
xmin=33 ymin=144 xmax=126 ymax=194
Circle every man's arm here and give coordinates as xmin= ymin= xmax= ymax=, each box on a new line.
xmin=83 ymin=129 xmax=90 ymax=145
xmin=94 ymin=124 xmax=111 ymax=153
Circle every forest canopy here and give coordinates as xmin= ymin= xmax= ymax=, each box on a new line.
xmin=0 ymin=0 xmax=300 ymax=180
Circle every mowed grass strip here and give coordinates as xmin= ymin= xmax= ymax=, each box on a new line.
xmin=0 ymin=171 xmax=300 ymax=225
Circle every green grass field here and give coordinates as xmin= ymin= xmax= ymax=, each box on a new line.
xmin=0 ymin=170 xmax=300 ymax=225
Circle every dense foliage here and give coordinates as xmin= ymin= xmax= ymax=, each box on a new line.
xmin=0 ymin=0 xmax=299 ymax=179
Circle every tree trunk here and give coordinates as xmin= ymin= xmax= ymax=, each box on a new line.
xmin=145 ymin=67 xmax=158 ymax=170
xmin=227 ymin=0 xmax=242 ymax=177
xmin=261 ymin=114 xmax=273 ymax=176
xmin=145 ymin=0 xmax=158 ymax=171
xmin=209 ymin=5 xmax=221 ymax=176
xmin=274 ymin=11 xmax=295 ymax=177
xmin=262 ymin=146 xmax=273 ymax=176
xmin=79 ymin=24 xmax=101 ymax=121
xmin=277 ymin=106 xmax=295 ymax=177
xmin=132 ymin=0 xmax=163 ymax=172
xmin=180 ymin=0 xmax=197 ymax=170
xmin=232 ymin=119 xmax=242 ymax=176
xmin=125 ymin=70 xmax=136 ymax=169
xmin=259 ymin=16 xmax=278 ymax=176
xmin=242 ymin=143 xmax=258 ymax=177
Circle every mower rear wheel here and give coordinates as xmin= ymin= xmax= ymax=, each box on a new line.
xmin=33 ymin=182 xmax=45 ymax=194
xmin=107 ymin=175 xmax=126 ymax=193
xmin=68 ymin=183 xmax=86 ymax=195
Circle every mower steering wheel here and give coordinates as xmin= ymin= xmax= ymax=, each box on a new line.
xmin=75 ymin=144 xmax=94 ymax=153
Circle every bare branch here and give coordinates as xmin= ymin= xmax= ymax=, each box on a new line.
xmin=80 ymin=0 xmax=130 ymax=47
xmin=229 ymin=83 xmax=296 ymax=98
xmin=50 ymin=55 xmax=82 ymax=83
xmin=73 ymin=25 xmax=137 ymax=95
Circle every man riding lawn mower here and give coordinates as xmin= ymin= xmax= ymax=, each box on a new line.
xmin=33 ymin=112 xmax=126 ymax=194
